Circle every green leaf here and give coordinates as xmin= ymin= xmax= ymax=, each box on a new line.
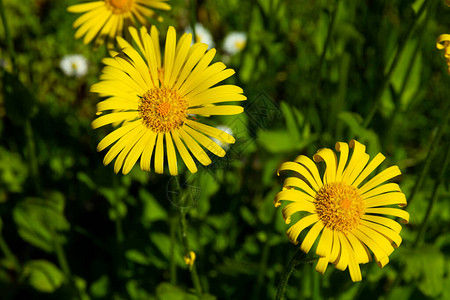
xmin=156 ymin=282 xmax=189 ymax=300
xmin=400 ymin=245 xmax=445 ymax=297
xmin=2 ymin=71 xmax=37 ymax=124
xmin=13 ymin=196 xmax=69 ymax=252
xmin=24 ymin=260 xmax=64 ymax=293
xmin=140 ymin=188 xmax=167 ymax=227
xmin=90 ymin=275 xmax=109 ymax=298
xmin=125 ymin=249 xmax=150 ymax=266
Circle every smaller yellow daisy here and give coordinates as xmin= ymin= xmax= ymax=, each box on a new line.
xmin=275 ymin=140 xmax=409 ymax=282
xmin=437 ymin=34 xmax=450 ymax=75
xmin=67 ymin=0 xmax=170 ymax=47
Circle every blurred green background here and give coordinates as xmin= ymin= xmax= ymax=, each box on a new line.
xmin=0 ymin=0 xmax=450 ymax=299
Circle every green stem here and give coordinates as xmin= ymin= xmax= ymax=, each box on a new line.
xmin=174 ymin=176 xmax=203 ymax=296
xmin=385 ymin=1 xmax=433 ymax=147
xmin=0 ymin=0 xmax=17 ymax=74
xmin=331 ymin=52 xmax=350 ymax=137
xmin=363 ymin=0 xmax=432 ymax=128
xmin=169 ymin=208 xmax=177 ymax=285
xmin=190 ymin=0 xmax=198 ymax=42
xmin=317 ymin=0 xmax=340 ymax=81
xmin=252 ymin=238 xmax=270 ymax=300
xmin=275 ymin=248 xmax=306 ymax=300
xmin=413 ymin=142 xmax=450 ymax=247
xmin=115 ymin=217 xmax=124 ymax=244
xmin=408 ymin=101 xmax=450 ymax=205
xmin=311 ymin=265 xmax=320 ymax=300
xmin=54 ymin=235 xmax=71 ymax=276
xmin=0 ymin=232 xmax=19 ymax=268
xmin=24 ymin=120 xmax=40 ymax=195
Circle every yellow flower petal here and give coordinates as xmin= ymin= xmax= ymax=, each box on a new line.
xmin=122 ymin=130 xmax=153 ymax=174
xmin=300 ymin=222 xmax=324 ymax=253
xmin=187 ymin=105 xmax=243 ymax=116
xmin=334 ymin=232 xmax=349 ymax=271
xmin=365 ymin=207 xmax=409 ymax=223
xmin=154 ymin=133 xmax=164 ymax=174
xmin=294 ymin=155 xmax=323 ymax=189
xmin=97 ymin=121 xmax=141 ymax=151
xmin=172 ymin=130 xmax=198 ymax=174
xmin=186 ymin=120 xmax=235 ymax=144
xmin=364 ymin=192 xmax=407 ymax=208
xmin=165 ymin=132 xmax=178 ymax=176
xmin=359 ymin=166 xmax=401 ymax=195
xmin=313 ymin=148 xmax=337 ymax=184
xmin=274 ymin=190 xmax=315 ymax=207
xmin=286 ymin=214 xmax=318 ymax=245
xmin=282 ymin=202 xmax=316 ymax=224
xmin=178 ymin=128 xmax=212 ymax=166
xmin=352 ymin=153 xmax=385 ymax=188
xmin=282 ymin=177 xmax=316 ymax=198
xmin=139 ymin=131 xmax=157 ymax=172
xmin=335 ymin=142 xmax=349 ymax=182
xmin=362 ymin=214 xmax=402 ymax=234
xmin=277 ymin=162 xmax=321 ymax=191
xmin=341 ymin=140 xmax=367 ymax=184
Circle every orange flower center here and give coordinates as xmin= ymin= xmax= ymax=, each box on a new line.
xmin=105 ymin=0 xmax=133 ymax=14
xmin=138 ymin=88 xmax=188 ymax=133
xmin=315 ymin=182 xmax=364 ymax=234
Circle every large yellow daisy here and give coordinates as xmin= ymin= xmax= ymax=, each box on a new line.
xmin=275 ymin=140 xmax=409 ymax=282
xmin=91 ymin=26 xmax=246 ymax=175
xmin=67 ymin=0 xmax=170 ymax=47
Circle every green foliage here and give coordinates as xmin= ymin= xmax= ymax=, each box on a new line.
xmin=23 ymin=260 xmax=64 ymax=293
xmin=0 ymin=0 xmax=449 ymax=299
xmin=13 ymin=194 xmax=69 ymax=253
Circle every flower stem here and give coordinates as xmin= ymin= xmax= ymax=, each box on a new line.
xmin=0 ymin=231 xmax=19 ymax=268
xmin=414 ymin=141 xmax=450 ymax=247
xmin=363 ymin=0 xmax=432 ymax=128
xmin=173 ymin=176 xmax=203 ymax=296
xmin=275 ymin=248 xmax=306 ymax=300
xmin=0 ymin=0 xmax=17 ymax=74
xmin=25 ymin=120 xmax=41 ymax=195
xmin=408 ymin=101 xmax=450 ymax=205
xmin=189 ymin=0 xmax=198 ymax=42
xmin=169 ymin=208 xmax=177 ymax=285
xmin=317 ymin=0 xmax=340 ymax=81
xmin=53 ymin=234 xmax=71 ymax=276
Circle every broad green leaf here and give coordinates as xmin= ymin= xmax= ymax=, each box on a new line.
xmin=24 ymin=260 xmax=64 ymax=293
xmin=140 ymin=188 xmax=167 ymax=227
xmin=90 ymin=275 xmax=109 ymax=298
xmin=401 ymin=245 xmax=445 ymax=298
xmin=13 ymin=196 xmax=69 ymax=252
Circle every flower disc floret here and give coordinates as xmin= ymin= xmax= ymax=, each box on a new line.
xmin=138 ymin=88 xmax=189 ymax=133
xmin=105 ymin=0 xmax=133 ymax=13
xmin=315 ymin=182 xmax=364 ymax=234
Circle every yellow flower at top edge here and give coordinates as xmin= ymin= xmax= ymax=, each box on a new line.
xmin=91 ymin=26 xmax=246 ymax=175
xmin=437 ymin=34 xmax=450 ymax=75
xmin=67 ymin=0 xmax=170 ymax=47
xmin=275 ymin=140 xmax=409 ymax=282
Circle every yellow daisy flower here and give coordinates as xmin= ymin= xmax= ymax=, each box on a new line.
xmin=67 ymin=0 xmax=170 ymax=47
xmin=275 ymin=140 xmax=409 ymax=282
xmin=91 ymin=26 xmax=246 ymax=175
xmin=437 ymin=34 xmax=450 ymax=75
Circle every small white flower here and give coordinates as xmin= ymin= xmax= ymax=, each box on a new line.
xmin=223 ymin=32 xmax=247 ymax=55
xmin=211 ymin=125 xmax=233 ymax=151
xmin=185 ymin=23 xmax=215 ymax=49
xmin=60 ymin=54 xmax=88 ymax=77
